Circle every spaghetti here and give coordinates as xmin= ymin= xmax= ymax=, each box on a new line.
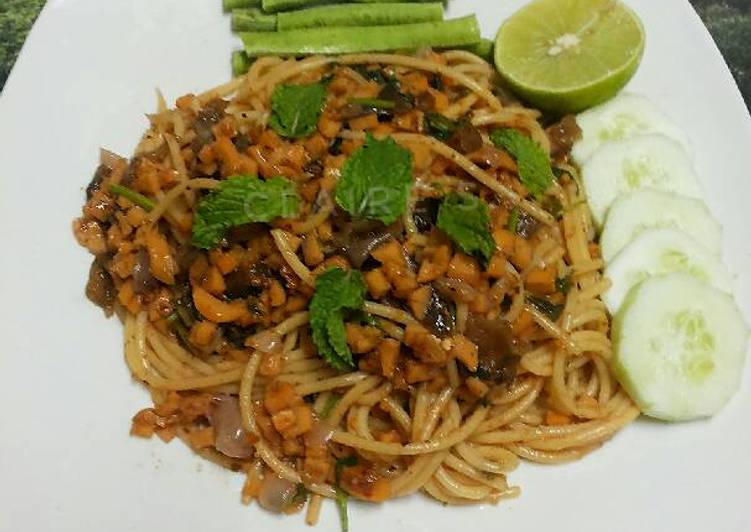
xmin=73 ymin=50 xmax=638 ymax=526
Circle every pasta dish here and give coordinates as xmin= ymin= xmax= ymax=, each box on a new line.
xmin=73 ymin=50 xmax=639 ymax=524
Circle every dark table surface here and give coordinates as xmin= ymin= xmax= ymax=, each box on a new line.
xmin=1 ymin=0 xmax=750 ymax=106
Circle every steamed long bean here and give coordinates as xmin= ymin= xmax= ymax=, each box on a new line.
xmin=241 ymin=15 xmax=481 ymax=57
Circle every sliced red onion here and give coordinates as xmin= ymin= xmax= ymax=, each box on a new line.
xmin=248 ymin=330 xmax=283 ymax=354
xmin=258 ymin=474 xmax=297 ymax=513
xmin=306 ymin=422 xmax=334 ymax=448
xmin=207 ymin=395 xmax=254 ymax=459
xmin=434 ymin=277 xmax=478 ymax=304
xmin=99 ymin=148 xmax=125 ymax=169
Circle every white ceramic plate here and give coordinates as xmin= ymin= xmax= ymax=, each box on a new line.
xmin=1 ymin=1 xmax=750 ymax=531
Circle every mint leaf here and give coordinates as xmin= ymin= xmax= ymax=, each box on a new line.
xmin=191 ymin=176 xmax=299 ymax=249
xmin=309 ymin=268 xmax=366 ymax=370
xmin=326 ymin=312 xmax=350 ymax=362
xmin=437 ymin=192 xmax=496 ymax=262
xmin=490 ymin=128 xmax=554 ymax=198
xmin=269 ymin=82 xmax=327 ymax=139
xmin=334 ymin=134 xmax=413 ymax=225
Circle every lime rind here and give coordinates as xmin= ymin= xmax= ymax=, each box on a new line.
xmin=494 ymin=0 xmax=645 ymax=113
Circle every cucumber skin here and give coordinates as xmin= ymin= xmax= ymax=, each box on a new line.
xmin=600 ymin=190 xmax=723 ymax=263
xmin=276 ymin=3 xmax=443 ymax=32
xmin=241 ymin=16 xmax=481 ymax=57
xmin=611 ymin=282 xmax=650 ymax=416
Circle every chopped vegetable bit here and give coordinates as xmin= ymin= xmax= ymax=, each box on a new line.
xmin=335 ymin=455 xmax=359 ymax=478
xmin=541 ymin=195 xmax=564 ymax=219
xmin=334 ymin=455 xmax=358 ymax=532
xmin=108 ymin=183 xmax=155 ymax=211
xmin=526 ymin=294 xmax=564 ymax=322
xmin=270 ymin=81 xmax=328 ymax=139
xmin=349 ymin=98 xmax=396 ymax=110
xmin=191 ymin=175 xmax=300 ymax=249
xmin=555 ymin=276 xmax=571 ymax=294
xmin=490 ymin=128 xmax=555 ymax=197
xmin=437 ymin=192 xmax=496 ymax=262
xmin=310 ymin=268 xmax=367 ymax=370
xmin=335 ymin=488 xmax=349 ymax=532
xmin=424 ymin=112 xmax=457 ymax=141
xmin=507 ymin=207 xmax=520 ymax=233
xmin=335 ymin=134 xmax=414 ymax=224
xmin=352 ymin=65 xmax=391 ymax=85
xmin=320 ymin=393 xmax=341 ymax=419
xmin=287 ymin=484 xmax=309 ymax=508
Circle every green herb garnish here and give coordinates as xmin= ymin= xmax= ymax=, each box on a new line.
xmin=108 ymin=183 xmax=155 ymax=211
xmin=329 ymin=137 xmax=344 ymax=156
xmin=270 ymin=81 xmax=328 ymax=139
xmin=168 ymin=312 xmax=192 ymax=348
xmin=320 ymin=393 xmax=341 ymax=419
xmin=437 ymin=192 xmax=496 ymax=262
xmin=335 ymin=455 xmax=358 ymax=478
xmin=526 ymin=295 xmax=564 ymax=322
xmin=424 ymin=112 xmax=456 ymax=141
xmin=334 ymin=134 xmax=413 ymax=224
xmin=334 ymin=456 xmax=358 ymax=532
xmin=507 ymin=206 xmax=520 ymax=233
xmin=191 ymin=175 xmax=299 ymax=249
xmin=287 ymin=484 xmax=309 ymax=508
xmin=349 ymin=98 xmax=396 ymax=110
xmin=352 ymin=65 xmax=390 ymax=85
xmin=336 ymin=488 xmax=349 ymax=532
xmin=310 ymin=268 xmax=366 ymax=370
xmin=354 ymin=311 xmax=378 ymax=327
xmin=555 ymin=276 xmax=571 ymax=295
xmin=541 ymin=195 xmax=564 ymax=219
xmin=490 ymin=128 xmax=555 ymax=198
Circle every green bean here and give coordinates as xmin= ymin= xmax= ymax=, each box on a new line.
xmin=456 ymin=38 xmax=495 ymax=62
xmin=261 ymin=0 xmax=327 ymax=14
xmin=232 ymin=8 xmax=277 ymax=32
xmin=276 ymin=3 xmax=443 ymax=31
xmin=223 ymin=0 xmax=261 ymax=12
xmin=241 ymin=15 xmax=481 ymax=57
xmin=231 ymin=50 xmax=253 ymax=77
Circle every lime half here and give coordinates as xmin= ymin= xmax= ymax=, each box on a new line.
xmin=494 ymin=0 xmax=645 ymax=114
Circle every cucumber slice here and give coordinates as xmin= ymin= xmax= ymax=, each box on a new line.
xmin=582 ymin=134 xmax=702 ymax=229
xmin=572 ymin=93 xmax=691 ymax=164
xmin=604 ymin=228 xmax=732 ymax=314
xmin=600 ymin=189 xmax=722 ymax=263
xmin=613 ymin=273 xmax=748 ymax=421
